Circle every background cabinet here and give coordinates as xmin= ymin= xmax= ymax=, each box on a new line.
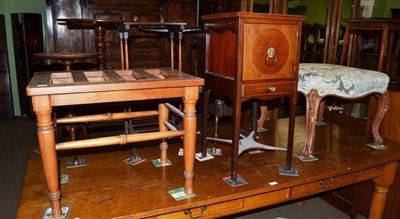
xmin=0 ymin=15 xmax=14 ymax=119
xmin=11 ymin=13 xmax=45 ymax=118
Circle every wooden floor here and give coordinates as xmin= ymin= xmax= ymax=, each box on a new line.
xmin=17 ymin=116 xmax=400 ymax=218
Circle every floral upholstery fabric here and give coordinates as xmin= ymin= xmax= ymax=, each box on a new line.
xmin=298 ymin=63 xmax=389 ymax=97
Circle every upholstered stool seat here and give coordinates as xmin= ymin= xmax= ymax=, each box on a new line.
xmin=298 ymin=63 xmax=390 ymax=156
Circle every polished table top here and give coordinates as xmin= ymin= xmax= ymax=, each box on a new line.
xmin=17 ymin=116 xmax=400 ymax=218
xmin=34 ymin=52 xmax=98 ymax=60
xmin=34 ymin=52 xmax=99 ymax=71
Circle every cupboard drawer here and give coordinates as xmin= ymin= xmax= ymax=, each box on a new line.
xmin=154 ymin=189 xmax=289 ymax=219
xmin=156 ymin=199 xmax=244 ymax=219
xmin=243 ymin=188 xmax=289 ymax=209
xmin=290 ymin=167 xmax=384 ymax=198
xmin=241 ymin=81 xmax=296 ymax=97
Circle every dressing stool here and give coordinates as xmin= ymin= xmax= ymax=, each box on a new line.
xmin=298 ymin=63 xmax=390 ymax=156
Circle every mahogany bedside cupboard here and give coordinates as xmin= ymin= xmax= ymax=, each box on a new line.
xmin=201 ymin=12 xmax=306 ymax=183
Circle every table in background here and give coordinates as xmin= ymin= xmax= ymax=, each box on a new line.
xmin=340 ymin=19 xmax=400 ymax=76
xmin=34 ymin=52 xmax=98 ymax=71
xmin=57 ymin=19 xmax=187 ymax=70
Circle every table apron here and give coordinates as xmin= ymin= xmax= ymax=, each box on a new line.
xmin=50 ymin=87 xmax=187 ymax=106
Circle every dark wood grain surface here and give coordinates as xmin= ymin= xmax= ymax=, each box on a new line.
xmin=17 ymin=116 xmax=400 ymax=218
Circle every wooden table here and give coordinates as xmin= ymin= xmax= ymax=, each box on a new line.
xmin=17 ymin=116 xmax=400 ymax=218
xmin=34 ymin=52 xmax=98 ymax=71
xmin=26 ymin=68 xmax=203 ymax=218
xmin=57 ymin=19 xmax=187 ymax=70
xmin=301 ymin=24 xmax=325 ymax=63
xmin=340 ymin=19 xmax=400 ymax=74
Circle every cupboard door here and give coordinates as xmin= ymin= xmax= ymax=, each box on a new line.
xmin=243 ymin=22 xmax=299 ymax=81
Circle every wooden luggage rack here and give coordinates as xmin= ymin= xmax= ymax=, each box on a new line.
xmin=26 ymin=67 xmax=203 ymax=218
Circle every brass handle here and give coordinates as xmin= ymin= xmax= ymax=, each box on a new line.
xmin=266 ymin=47 xmax=277 ymax=65
xmin=268 ymin=86 xmax=276 ymax=92
xmin=184 ymin=206 xmax=207 ymax=219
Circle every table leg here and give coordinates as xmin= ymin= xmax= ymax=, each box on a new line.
xmin=158 ymin=103 xmax=169 ymax=165
xmin=369 ymin=162 xmax=397 ymax=219
xmin=385 ymin=32 xmax=395 ymax=74
xmin=257 ymin=104 xmax=268 ymax=131
xmin=317 ymin=100 xmax=325 ymax=123
xmin=178 ymin=31 xmax=183 ymax=72
xmin=231 ymin=98 xmax=242 ymax=182
xmin=62 ymin=59 xmax=73 ymax=71
xmin=119 ymin=32 xmax=125 ymax=69
xmin=377 ymin=28 xmax=389 ymax=72
xmin=123 ymin=32 xmax=129 ymax=70
xmin=285 ymin=95 xmax=297 ymax=169
xmin=183 ymin=87 xmax=199 ymax=194
xmin=32 ymin=96 xmax=62 ymax=218
xmin=340 ymin=23 xmax=350 ymax=66
xmin=202 ymin=89 xmax=209 ymax=157
xmin=251 ymin=101 xmax=258 ymax=140
xmin=95 ymin=26 xmax=107 ymax=69
xmin=170 ymin=32 xmax=175 ymax=69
